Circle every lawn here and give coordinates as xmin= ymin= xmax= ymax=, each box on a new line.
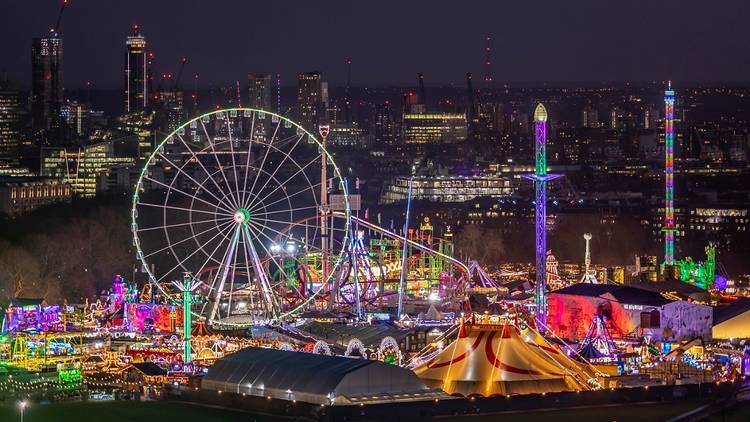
xmin=439 ymin=401 xmax=707 ymax=422
xmin=0 ymin=399 xmax=725 ymax=422
xmin=0 ymin=400 xmax=292 ymax=422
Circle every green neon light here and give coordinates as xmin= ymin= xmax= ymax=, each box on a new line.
xmin=676 ymin=244 xmax=716 ymax=290
xmin=181 ymin=274 xmax=193 ymax=364
xmin=58 ymin=368 xmax=82 ymax=383
xmin=232 ymin=207 xmax=251 ymax=225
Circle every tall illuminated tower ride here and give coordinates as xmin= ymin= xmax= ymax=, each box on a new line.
xmin=663 ymin=82 xmax=676 ymax=265
xmin=525 ymin=104 xmax=560 ymax=333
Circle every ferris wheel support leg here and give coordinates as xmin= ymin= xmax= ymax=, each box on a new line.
xmin=350 ymin=228 xmax=362 ymax=320
xmin=209 ymin=227 xmax=241 ymax=324
xmin=243 ymin=225 xmax=279 ymax=321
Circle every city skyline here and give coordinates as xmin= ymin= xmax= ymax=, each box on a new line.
xmin=1 ymin=3 xmax=750 ymax=420
xmin=1 ymin=1 xmax=750 ymax=89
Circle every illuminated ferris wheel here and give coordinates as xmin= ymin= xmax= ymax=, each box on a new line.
xmin=131 ymin=108 xmax=350 ymax=325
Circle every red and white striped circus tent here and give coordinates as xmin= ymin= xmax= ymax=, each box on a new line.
xmin=414 ymin=319 xmax=594 ymax=396
xmin=519 ymin=326 xmax=602 ymax=384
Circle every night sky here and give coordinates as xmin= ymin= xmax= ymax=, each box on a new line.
xmin=1 ymin=0 xmax=748 ymax=89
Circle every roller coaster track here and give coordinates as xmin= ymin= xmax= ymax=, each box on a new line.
xmin=332 ymin=211 xmax=470 ymax=277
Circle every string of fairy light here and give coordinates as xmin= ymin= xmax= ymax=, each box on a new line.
xmin=0 ymin=372 xmax=151 ymax=392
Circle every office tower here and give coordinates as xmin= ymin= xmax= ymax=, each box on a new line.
xmin=581 ymin=105 xmax=599 ymax=128
xmin=31 ymin=36 xmax=64 ymax=136
xmin=247 ymin=74 xmax=273 ymax=141
xmin=247 ymin=74 xmax=272 ymax=110
xmin=374 ymin=102 xmax=395 ymax=146
xmin=0 ymin=80 xmax=21 ymax=161
xmin=609 ymin=107 xmax=619 ymax=129
xmin=61 ymin=99 xmax=89 ymax=138
xmin=124 ymin=24 xmax=147 ymax=113
xmin=297 ymin=71 xmax=322 ymax=131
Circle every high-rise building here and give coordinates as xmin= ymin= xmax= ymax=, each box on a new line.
xmin=297 ymin=71 xmax=322 ymax=131
xmin=0 ymin=80 xmax=21 ymax=161
xmin=61 ymin=99 xmax=89 ymax=138
xmin=31 ymin=36 xmax=64 ymax=136
xmin=248 ymin=74 xmax=272 ymax=110
xmin=581 ymin=105 xmax=599 ymax=128
xmin=374 ymin=102 xmax=395 ymax=146
xmin=157 ymin=91 xmax=184 ymax=134
xmin=124 ymin=25 xmax=147 ymax=113
xmin=247 ymin=74 xmax=273 ymax=141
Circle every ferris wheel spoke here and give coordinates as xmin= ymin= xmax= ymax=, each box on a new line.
xmin=239 ymin=111 xmax=256 ymax=208
xmin=224 ymin=225 xmax=243 ymax=320
xmin=254 ymin=216 xmax=317 ymax=227
xmin=241 ymin=225 xmax=278 ymax=319
xmin=156 ymin=220 xmax=237 ymax=283
xmin=249 ymin=210 xmax=345 ymax=240
xmin=208 ymin=227 xmax=241 ymax=322
xmin=156 ymin=150 xmax=236 ymax=214
xmin=246 ymin=218 xmax=308 ymax=247
xmin=136 ymin=201 xmax=231 ymax=219
xmin=244 ymin=133 xmax=318 ymax=211
xmin=142 ymin=175 xmax=235 ymax=216
xmin=191 ymin=222 xmax=240 ymax=294
xmin=248 ymin=153 xmax=322 ymax=212
xmin=238 ymin=225 xmax=256 ymax=314
xmin=200 ymin=119 xmax=241 ymax=209
xmin=245 ymin=119 xmax=281 ymax=209
xmin=246 ymin=133 xmax=305 ymax=210
xmin=245 ymin=225 xmax=308 ymax=307
xmin=186 ymin=207 xmax=237 ymax=272
xmin=251 ymin=179 xmax=321 ymax=214
xmin=222 ymin=112 xmax=243 ymax=209
xmin=251 ymin=204 xmax=320 ymax=218
xmin=246 ymin=217 xmax=344 ymax=259
xmin=137 ymin=218 xmax=218 ymax=233
xmin=245 ymin=225 xmax=291 ymax=291
xmin=145 ymin=218 xmax=234 ymax=260
xmin=176 ymin=133 xmax=236 ymax=208
xmin=246 ymin=142 xmax=321 ymax=217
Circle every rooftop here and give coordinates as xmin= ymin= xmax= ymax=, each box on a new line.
xmin=713 ymin=298 xmax=750 ymax=325
xmin=202 ymin=347 xmax=428 ymax=404
xmin=300 ymin=322 xmax=410 ymax=348
xmin=551 ymin=284 xmax=673 ymax=307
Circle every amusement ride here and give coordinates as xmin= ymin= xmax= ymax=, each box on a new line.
xmin=131 ymin=108 xmax=470 ymax=327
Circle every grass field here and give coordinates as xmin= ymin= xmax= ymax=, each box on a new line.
xmin=441 ymin=401 xmax=705 ymax=422
xmin=0 ymin=401 xmax=285 ymax=422
xmin=0 ymin=399 xmax=738 ymax=422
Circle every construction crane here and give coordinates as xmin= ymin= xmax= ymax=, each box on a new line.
xmin=466 ymin=73 xmax=477 ymax=127
xmin=171 ymin=57 xmax=188 ymax=91
xmin=53 ymin=0 xmax=70 ymax=35
xmin=474 ymin=88 xmax=484 ymax=119
xmin=192 ymin=73 xmax=199 ymax=110
xmin=345 ymin=59 xmax=352 ymax=124
xmin=147 ymin=51 xmax=157 ymax=104
xmin=417 ymin=72 xmax=426 ymax=108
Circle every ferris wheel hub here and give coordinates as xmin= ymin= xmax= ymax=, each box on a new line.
xmin=233 ymin=208 xmax=251 ymax=225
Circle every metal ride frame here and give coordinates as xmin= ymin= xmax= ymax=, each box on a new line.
xmin=259 ymin=211 xmax=472 ymax=318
